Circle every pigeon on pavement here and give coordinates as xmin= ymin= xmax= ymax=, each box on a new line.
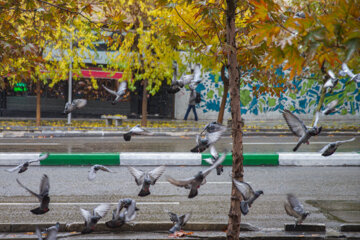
xmin=106 ymin=198 xmax=139 ymax=228
xmin=284 ymin=193 xmax=310 ymax=224
xmin=80 ymin=203 xmax=110 ymax=234
xmin=203 ymin=145 xmax=223 ymax=175
xmin=36 ymin=222 xmax=60 ymax=240
xmin=339 ymin=63 xmax=360 ymax=83
xmin=319 ymin=137 xmax=356 ymax=157
xmin=64 ymin=99 xmax=87 ymax=114
xmin=127 ymin=165 xmax=166 ymax=197
xmin=283 ymin=110 xmax=322 ymax=151
xmin=167 ymin=211 xmax=191 ymax=233
xmin=17 ymin=174 xmax=50 ymax=215
xmin=322 ymin=99 xmax=339 ymax=115
xmin=6 ymin=153 xmax=49 ymax=173
xmin=166 ymin=152 xmax=226 ymax=198
xmin=233 ymin=179 xmax=263 ymax=215
xmin=191 ymin=122 xmax=226 ymax=153
xmin=102 ymin=81 xmax=127 ymax=105
xmin=123 ymin=125 xmax=153 ymax=141
xmin=88 ymin=164 xmax=113 ymax=181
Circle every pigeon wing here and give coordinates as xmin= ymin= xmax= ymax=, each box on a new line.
xmin=180 ymin=212 xmax=192 ymax=226
xmin=118 ymin=81 xmax=127 ymax=94
xmin=125 ymin=200 xmax=137 ymax=222
xmin=203 ymin=157 xmax=214 ymax=165
xmin=192 ymin=64 xmax=202 ymax=84
xmin=88 ymin=166 xmax=97 ymax=181
xmin=209 ymin=145 xmax=219 ymax=159
xmin=313 ymin=111 xmax=320 ymax=127
xmin=46 ymin=226 xmax=58 ymax=240
xmin=233 ymin=179 xmax=255 ymax=201
xmin=94 ymin=203 xmax=110 ymax=218
xmin=148 ymin=165 xmax=166 ymax=184
xmin=319 ymin=143 xmax=331 ymax=154
xmin=5 ymin=164 xmax=22 ymax=173
xmin=29 ymin=153 xmax=49 ymax=163
xmin=341 ymin=63 xmax=355 ymax=77
xmin=98 ymin=165 xmax=112 ymax=173
xmin=73 ymin=99 xmax=87 ymax=108
xmin=335 ymin=137 xmax=356 ymax=146
xmin=168 ymin=212 xmax=179 ymax=223
xmin=287 ymin=194 xmax=305 ymax=215
xmin=283 ymin=110 xmax=307 ymax=137
xmin=284 ymin=201 xmax=301 ymax=218
xmin=202 ymin=152 xmax=226 ymax=177
xmin=325 ymin=99 xmax=339 ymax=112
xmin=127 ymin=166 xmax=145 ymax=185
xmin=16 ymin=179 xmax=41 ymax=201
xmin=35 ymin=227 xmax=43 ymax=240
xmin=327 ymin=69 xmax=336 ymax=79
xmin=102 ymin=84 xmax=119 ymax=96
xmin=166 ymin=175 xmax=195 ymax=188
xmin=80 ymin=208 xmax=92 ymax=223
xmin=39 ymin=174 xmax=50 ymax=197
xmin=206 ymin=131 xmax=223 ymax=145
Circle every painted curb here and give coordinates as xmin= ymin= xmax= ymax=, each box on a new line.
xmin=0 ymin=153 xmax=41 ymax=166
xmin=202 ymin=153 xmax=279 ymax=166
xmin=278 ymin=152 xmax=360 ymax=166
xmin=120 ymin=152 xmax=201 ymax=165
xmin=40 ymin=153 xmax=120 ymax=165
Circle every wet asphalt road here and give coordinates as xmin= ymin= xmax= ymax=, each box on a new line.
xmin=0 ymin=166 xmax=359 ymax=229
xmin=0 ymin=135 xmax=359 ymax=153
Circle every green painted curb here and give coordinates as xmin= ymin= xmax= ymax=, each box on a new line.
xmin=202 ymin=153 xmax=279 ymax=166
xmin=40 ymin=153 xmax=120 ymax=165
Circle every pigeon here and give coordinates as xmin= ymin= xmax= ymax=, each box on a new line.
xmin=127 ymin=165 xmax=166 ymax=197
xmin=168 ymin=62 xmax=202 ymax=93
xmin=168 ymin=61 xmax=182 ymax=94
xmin=167 ymin=211 xmax=191 ymax=233
xmin=6 ymin=153 xmax=49 ymax=173
xmin=233 ymin=179 xmax=263 ymax=215
xmin=319 ymin=137 xmax=356 ymax=157
xmin=283 ymin=110 xmax=322 ymax=151
xmin=203 ymin=145 xmax=223 ymax=175
xmin=106 ymin=198 xmax=139 ymax=228
xmin=88 ymin=164 xmax=113 ymax=181
xmin=64 ymin=99 xmax=87 ymax=114
xmin=17 ymin=174 xmax=50 ymax=215
xmin=191 ymin=123 xmax=226 ymax=153
xmin=166 ymin=152 xmax=226 ymax=198
xmin=284 ymin=193 xmax=310 ymax=225
xmin=322 ymin=99 xmax=339 ymax=115
xmin=294 ymin=11 xmax=305 ymax=18
xmin=188 ymin=63 xmax=202 ymax=90
xmin=102 ymin=81 xmax=127 ymax=105
xmin=36 ymin=222 xmax=60 ymax=240
xmin=324 ymin=70 xmax=339 ymax=91
xmin=123 ymin=125 xmax=153 ymax=141
xmin=80 ymin=203 xmax=110 ymax=234
xmin=339 ymin=63 xmax=360 ymax=83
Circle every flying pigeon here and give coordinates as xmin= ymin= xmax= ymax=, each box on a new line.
xmin=127 ymin=165 xmax=166 ymax=197
xmin=319 ymin=137 xmax=356 ymax=157
xmin=203 ymin=145 xmax=223 ymax=175
xmin=123 ymin=125 xmax=153 ymax=141
xmin=168 ymin=62 xmax=202 ymax=93
xmin=167 ymin=211 xmax=191 ymax=233
xmin=102 ymin=81 xmax=127 ymax=105
xmin=283 ymin=110 xmax=322 ymax=151
xmin=6 ymin=153 xmax=49 ymax=173
xmin=17 ymin=174 xmax=50 ymax=215
xmin=294 ymin=11 xmax=305 ymax=18
xmin=80 ymin=203 xmax=110 ymax=234
xmin=88 ymin=164 xmax=113 ymax=181
xmin=188 ymin=63 xmax=202 ymax=90
xmin=233 ymin=179 xmax=263 ymax=215
xmin=168 ymin=61 xmax=182 ymax=94
xmin=190 ymin=123 xmax=226 ymax=153
xmin=106 ymin=198 xmax=139 ymax=228
xmin=284 ymin=193 xmax=310 ymax=224
xmin=64 ymin=99 xmax=87 ymax=114
xmin=322 ymin=99 xmax=339 ymax=115
xmin=339 ymin=63 xmax=360 ymax=83
xmin=36 ymin=222 xmax=60 ymax=240
xmin=166 ymin=152 xmax=226 ymax=198
xmin=324 ymin=70 xmax=339 ymax=91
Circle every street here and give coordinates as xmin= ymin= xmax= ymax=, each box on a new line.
xmin=0 ymin=165 xmax=359 ymax=229
xmin=0 ymin=135 xmax=359 ymax=153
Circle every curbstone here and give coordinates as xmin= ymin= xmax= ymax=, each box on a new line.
xmin=202 ymin=153 xmax=279 ymax=166
xmin=279 ymin=152 xmax=360 ymax=166
xmin=284 ymin=223 xmax=326 ymax=232
xmin=40 ymin=153 xmax=120 ymax=166
xmin=120 ymin=152 xmax=201 ymax=165
xmin=0 ymin=153 xmax=41 ymax=166
xmin=340 ymin=224 xmax=360 ymax=232
xmin=0 ymin=224 xmax=10 ymax=232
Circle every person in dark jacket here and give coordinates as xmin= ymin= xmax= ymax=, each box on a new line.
xmin=183 ymin=88 xmax=198 ymax=121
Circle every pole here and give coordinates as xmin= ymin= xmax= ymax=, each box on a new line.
xmin=67 ymin=32 xmax=73 ymax=125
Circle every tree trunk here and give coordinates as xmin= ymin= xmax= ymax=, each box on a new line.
xmin=217 ymin=64 xmax=229 ymax=124
xmin=141 ymin=79 xmax=148 ymax=127
xmin=226 ymin=0 xmax=244 ymax=239
xmin=36 ymin=78 xmax=41 ymax=127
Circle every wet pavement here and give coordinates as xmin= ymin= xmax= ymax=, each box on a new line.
xmin=0 ymin=166 xmax=359 ymax=230
xmin=0 ymin=135 xmax=359 ymax=153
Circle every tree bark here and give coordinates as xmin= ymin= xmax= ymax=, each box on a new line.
xmin=36 ymin=78 xmax=41 ymax=127
xmin=141 ymin=79 xmax=148 ymax=127
xmin=217 ymin=64 xmax=229 ymax=124
xmin=226 ymin=0 xmax=244 ymax=239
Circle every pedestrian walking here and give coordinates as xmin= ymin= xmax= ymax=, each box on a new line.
xmin=184 ymin=88 xmax=198 ymax=121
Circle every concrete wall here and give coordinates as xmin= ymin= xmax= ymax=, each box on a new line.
xmin=175 ymin=71 xmax=360 ymax=121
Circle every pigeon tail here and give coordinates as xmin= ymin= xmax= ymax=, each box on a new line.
xmin=123 ymin=133 xmax=132 ymax=141
xmin=105 ymin=220 xmax=124 ymax=228
xmin=216 ymin=165 xmax=223 ymax=175
xmin=188 ymin=188 xmax=198 ymax=198
xmin=190 ymin=145 xmax=206 ymax=153
xmin=293 ymin=142 xmax=302 ymax=152
xmin=30 ymin=207 xmax=49 ymax=215
xmin=169 ymin=225 xmax=179 ymax=233
xmin=138 ymin=188 xmax=150 ymax=197
xmin=240 ymin=201 xmax=249 ymax=215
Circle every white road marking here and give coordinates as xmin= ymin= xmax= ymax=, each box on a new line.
xmin=242 ymin=142 xmax=332 ymax=145
xmin=0 ymin=143 xmax=59 ymax=146
xmin=158 ymin=181 xmax=231 ymax=184
xmin=0 ymin=202 xmax=179 ymax=206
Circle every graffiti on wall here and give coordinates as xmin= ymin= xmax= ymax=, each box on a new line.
xmin=196 ymin=72 xmax=360 ymax=115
